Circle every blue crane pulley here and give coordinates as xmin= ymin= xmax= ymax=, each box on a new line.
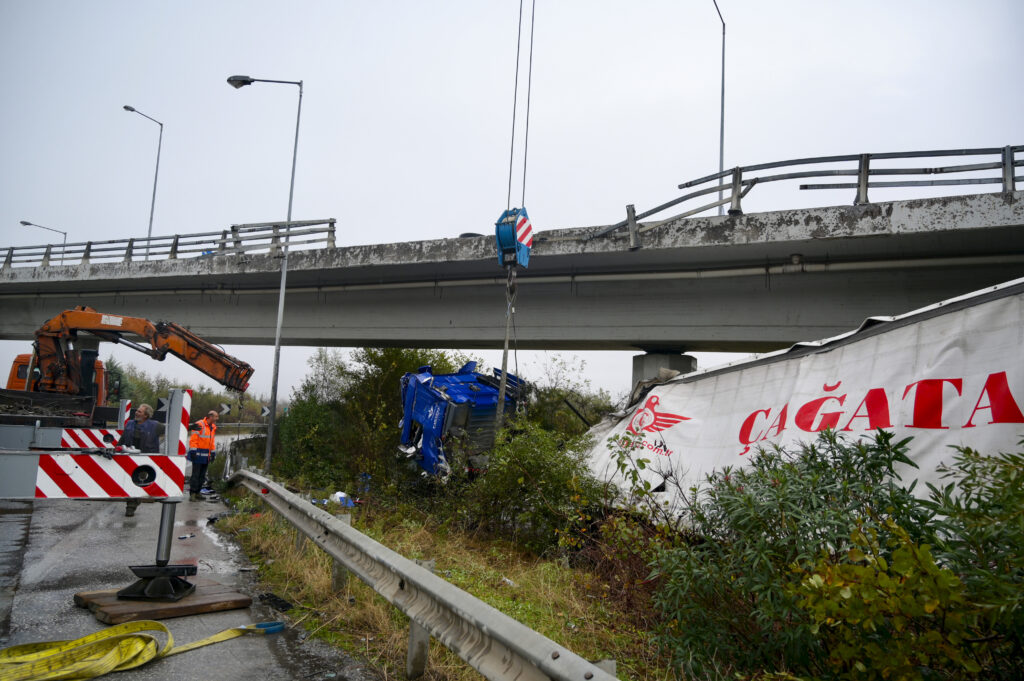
xmin=494 ymin=207 xmax=533 ymax=268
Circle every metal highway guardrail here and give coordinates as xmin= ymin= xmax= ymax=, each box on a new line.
xmin=229 ymin=469 xmax=619 ymax=681
xmin=3 ymin=219 xmax=336 ymax=270
xmin=590 ymin=144 xmax=1023 ymax=242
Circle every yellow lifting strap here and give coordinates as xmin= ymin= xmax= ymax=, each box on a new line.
xmin=0 ymin=619 xmax=283 ymax=681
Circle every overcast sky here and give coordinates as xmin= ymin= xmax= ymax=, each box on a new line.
xmin=1 ymin=1 xmax=1021 ymax=406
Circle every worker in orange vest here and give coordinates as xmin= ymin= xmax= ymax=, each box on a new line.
xmin=187 ymin=410 xmax=219 ymax=500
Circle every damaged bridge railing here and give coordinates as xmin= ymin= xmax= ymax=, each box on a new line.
xmin=589 ymin=143 xmax=1023 ymax=242
xmin=3 ymin=219 xmax=336 ymax=270
xmin=229 ymin=470 xmax=618 ymax=681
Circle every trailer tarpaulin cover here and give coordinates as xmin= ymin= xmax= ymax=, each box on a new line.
xmin=588 ymin=278 xmax=1024 ymax=506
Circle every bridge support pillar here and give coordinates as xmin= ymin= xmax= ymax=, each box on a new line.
xmin=631 ymin=352 xmax=697 ymax=386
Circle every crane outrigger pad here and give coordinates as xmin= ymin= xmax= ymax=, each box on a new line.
xmin=76 ymin=578 xmax=251 ymax=623
xmin=117 ymin=564 xmax=198 ymax=601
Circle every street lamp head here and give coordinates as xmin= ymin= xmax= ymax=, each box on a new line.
xmin=19 ymin=220 xmax=32 ymax=227
xmin=227 ymin=75 xmax=255 ymax=89
xmin=123 ymin=105 xmax=136 ymax=112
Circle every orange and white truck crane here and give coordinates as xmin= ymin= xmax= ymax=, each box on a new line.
xmin=31 ymin=306 xmax=252 ymax=393
xmin=0 ymin=306 xmax=254 ymax=600
xmin=2 ymin=305 xmax=252 ymax=427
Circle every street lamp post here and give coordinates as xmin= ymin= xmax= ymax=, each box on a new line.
xmin=123 ymin=105 xmax=164 ymax=259
xmin=20 ymin=220 xmax=67 ymax=265
xmin=712 ymin=1 xmax=726 ymax=216
xmin=227 ymin=74 xmax=304 ymax=473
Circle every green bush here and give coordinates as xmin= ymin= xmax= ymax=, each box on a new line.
xmin=644 ymin=431 xmax=1024 ymax=680
xmin=922 ymin=445 xmax=1024 ymax=679
xmin=796 ymin=521 xmax=979 ymax=680
xmin=464 ymin=418 xmax=604 ymax=554
xmin=791 ymin=445 xmax=1024 ymax=680
xmin=648 ymin=430 xmax=929 ymax=679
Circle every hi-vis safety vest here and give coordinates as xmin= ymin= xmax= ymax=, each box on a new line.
xmin=189 ymin=419 xmax=216 ymax=454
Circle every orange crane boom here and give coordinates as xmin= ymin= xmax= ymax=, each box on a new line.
xmin=31 ymin=306 xmax=253 ymax=395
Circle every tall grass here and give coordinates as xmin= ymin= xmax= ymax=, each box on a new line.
xmin=219 ymin=490 xmax=671 ymax=681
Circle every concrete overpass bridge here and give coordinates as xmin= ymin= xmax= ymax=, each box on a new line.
xmin=3 ymin=191 xmax=1023 ymax=369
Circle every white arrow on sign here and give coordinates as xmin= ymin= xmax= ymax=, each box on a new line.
xmin=156 ymin=398 xmax=169 ymax=413
xmin=261 ymin=406 xmax=271 ymax=417
xmin=220 ymin=403 xmax=231 ymax=415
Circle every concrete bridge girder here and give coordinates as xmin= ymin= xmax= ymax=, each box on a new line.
xmin=1 ymin=192 xmax=1021 ymax=354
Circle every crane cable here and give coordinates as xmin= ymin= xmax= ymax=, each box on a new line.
xmin=505 ymin=0 xmax=537 ymax=212
xmin=497 ymin=0 xmax=537 ymax=424
xmin=0 ymin=619 xmax=283 ymax=681
xmin=499 ymin=0 xmax=540 ymax=413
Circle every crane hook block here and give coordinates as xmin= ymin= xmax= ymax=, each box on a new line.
xmin=494 ymin=207 xmax=533 ymax=268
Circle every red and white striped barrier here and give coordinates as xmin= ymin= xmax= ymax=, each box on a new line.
xmin=34 ymin=453 xmax=185 ymax=499
xmin=121 ymin=400 xmax=132 ymax=429
xmin=61 ymin=428 xmax=122 ymax=449
xmin=177 ymin=390 xmax=192 ymax=455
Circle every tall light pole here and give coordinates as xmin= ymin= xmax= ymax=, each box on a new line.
xmin=20 ymin=220 xmax=67 ymax=264
xmin=123 ymin=105 xmax=163 ymax=258
xmin=227 ymin=74 xmax=304 ymax=473
xmin=712 ymin=1 xmax=726 ymax=216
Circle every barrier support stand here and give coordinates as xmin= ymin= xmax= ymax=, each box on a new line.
xmin=117 ymin=500 xmax=197 ymax=601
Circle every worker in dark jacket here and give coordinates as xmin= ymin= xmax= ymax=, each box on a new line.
xmin=119 ymin=403 xmax=163 ymax=516
xmin=187 ymin=410 xmax=219 ymax=501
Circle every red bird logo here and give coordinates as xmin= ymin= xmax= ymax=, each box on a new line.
xmin=627 ymin=395 xmax=689 ymax=435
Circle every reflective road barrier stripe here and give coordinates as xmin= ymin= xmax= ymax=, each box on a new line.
xmin=34 ymin=453 xmax=184 ymax=499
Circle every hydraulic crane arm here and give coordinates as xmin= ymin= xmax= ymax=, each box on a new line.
xmin=32 ymin=306 xmax=253 ymax=395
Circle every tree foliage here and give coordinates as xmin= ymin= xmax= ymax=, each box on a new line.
xmin=274 ymin=347 xmax=467 ymax=490
xmin=105 ymin=356 xmax=262 ymax=423
xmin=519 ymin=355 xmax=614 ymax=436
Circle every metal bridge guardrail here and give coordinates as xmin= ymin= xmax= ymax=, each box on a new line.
xmin=589 ymin=144 xmax=1023 ymax=242
xmin=229 ymin=469 xmax=619 ymax=681
xmin=3 ymin=219 xmax=336 ymax=270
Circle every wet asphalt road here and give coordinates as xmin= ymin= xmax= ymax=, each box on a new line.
xmin=0 ymin=497 xmax=375 ymax=681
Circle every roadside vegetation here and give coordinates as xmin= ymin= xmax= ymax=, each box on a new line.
xmin=122 ymin=350 xmax=1023 ymax=681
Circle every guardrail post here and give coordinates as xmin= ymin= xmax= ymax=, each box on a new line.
xmin=232 ymin=225 xmax=243 ymax=252
xmin=728 ymin=167 xmax=744 ymax=215
xmin=219 ymin=230 xmax=229 ymax=254
xmin=169 ymin=236 xmax=179 ymax=260
xmin=327 ymin=220 xmax=337 ymax=249
xmin=2 ymin=247 xmax=12 ymax=271
xmin=406 ymin=558 xmax=436 ymax=680
xmin=271 ymin=224 xmax=282 ymax=256
xmin=41 ymin=245 xmax=52 ymax=268
xmin=124 ymin=239 xmax=135 ymax=263
xmin=855 ymin=153 xmax=871 ymax=205
xmin=331 ymin=513 xmax=352 ymax=591
xmin=1003 ymin=146 xmax=1016 ymax=193
xmin=81 ymin=242 xmax=92 ymax=265
xmin=626 ymin=205 xmax=640 ymax=250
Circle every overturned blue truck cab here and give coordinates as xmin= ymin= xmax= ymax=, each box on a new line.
xmin=399 ymin=362 xmax=524 ymax=478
